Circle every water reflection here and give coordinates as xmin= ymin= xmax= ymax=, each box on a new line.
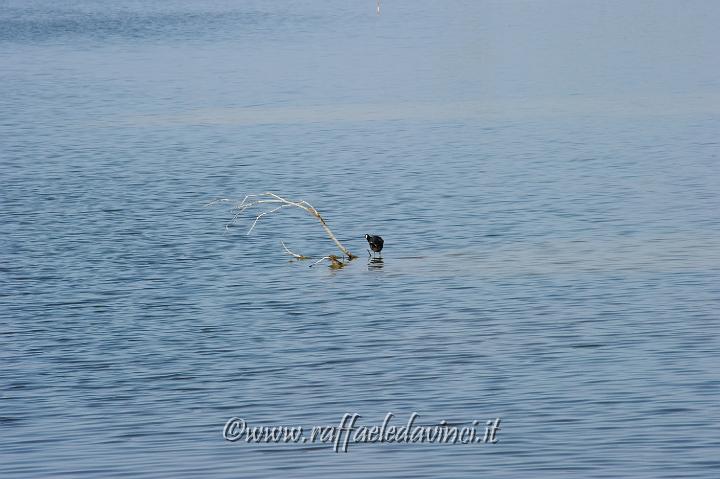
xmin=368 ymin=257 xmax=384 ymax=269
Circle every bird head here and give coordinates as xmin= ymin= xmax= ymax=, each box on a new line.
xmin=364 ymin=234 xmax=370 ymax=241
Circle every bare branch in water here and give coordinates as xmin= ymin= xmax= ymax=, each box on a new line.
xmin=210 ymin=191 xmax=357 ymax=261
xmin=309 ymin=255 xmax=345 ymax=269
xmin=281 ymin=240 xmax=309 ymax=260
xmin=309 ymin=256 xmax=331 ymax=267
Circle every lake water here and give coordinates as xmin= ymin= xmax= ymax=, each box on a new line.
xmin=2 ymin=0 xmax=719 ymax=477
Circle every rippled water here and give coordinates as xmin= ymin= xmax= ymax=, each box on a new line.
xmin=2 ymin=0 xmax=719 ymax=477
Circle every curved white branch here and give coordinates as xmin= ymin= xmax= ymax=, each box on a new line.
xmin=214 ymin=192 xmax=357 ymax=259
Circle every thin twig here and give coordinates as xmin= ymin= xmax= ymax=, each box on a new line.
xmin=204 ymin=198 xmax=231 ymax=208
xmin=281 ymin=240 xmax=308 ymax=260
xmin=309 ymin=256 xmax=331 ymax=267
xmin=247 ymin=204 xmax=291 ymax=234
xmin=309 ymin=255 xmax=345 ymax=269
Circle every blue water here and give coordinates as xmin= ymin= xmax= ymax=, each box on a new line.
xmin=2 ymin=0 xmax=720 ymax=477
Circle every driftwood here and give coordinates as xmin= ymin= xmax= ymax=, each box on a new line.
xmin=206 ymin=192 xmax=357 ymax=265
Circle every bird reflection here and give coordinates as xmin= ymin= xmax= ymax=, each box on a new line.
xmin=368 ymin=257 xmax=384 ymax=269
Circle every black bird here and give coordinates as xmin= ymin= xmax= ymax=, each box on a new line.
xmin=365 ymin=234 xmax=384 ymax=258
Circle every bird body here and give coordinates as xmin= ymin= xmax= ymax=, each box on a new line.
xmin=365 ymin=234 xmax=384 ymax=256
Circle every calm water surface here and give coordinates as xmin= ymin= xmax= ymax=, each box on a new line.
xmin=2 ymin=1 xmax=719 ymax=477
